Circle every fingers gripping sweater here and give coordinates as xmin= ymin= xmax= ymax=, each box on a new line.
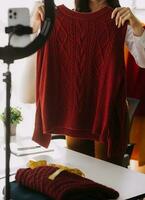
xmin=33 ymin=5 xmax=128 ymax=159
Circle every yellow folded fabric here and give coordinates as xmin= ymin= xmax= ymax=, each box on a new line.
xmin=27 ymin=160 xmax=85 ymax=180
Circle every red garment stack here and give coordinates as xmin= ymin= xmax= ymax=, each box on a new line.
xmin=15 ymin=166 xmax=119 ymax=200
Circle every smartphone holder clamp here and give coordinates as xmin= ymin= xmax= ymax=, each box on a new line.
xmin=0 ymin=0 xmax=55 ymax=199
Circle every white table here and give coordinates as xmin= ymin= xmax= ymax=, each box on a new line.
xmin=0 ymin=140 xmax=145 ymax=200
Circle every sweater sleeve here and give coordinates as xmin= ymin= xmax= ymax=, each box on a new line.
xmin=125 ymin=25 xmax=145 ymax=68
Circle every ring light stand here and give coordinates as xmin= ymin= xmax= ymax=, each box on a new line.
xmin=0 ymin=1 xmax=55 ymax=199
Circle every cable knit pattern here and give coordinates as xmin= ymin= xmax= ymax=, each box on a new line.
xmin=33 ymin=5 xmax=128 ymax=159
xmin=15 ymin=166 xmax=119 ymax=200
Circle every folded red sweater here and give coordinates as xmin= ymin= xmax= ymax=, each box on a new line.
xmin=15 ymin=166 xmax=119 ymax=200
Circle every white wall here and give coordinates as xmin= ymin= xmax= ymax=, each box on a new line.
xmin=120 ymin=0 xmax=145 ymax=21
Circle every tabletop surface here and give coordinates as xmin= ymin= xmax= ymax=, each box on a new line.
xmin=0 ymin=139 xmax=145 ymax=200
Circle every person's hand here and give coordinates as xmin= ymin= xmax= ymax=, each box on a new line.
xmin=111 ymin=7 xmax=144 ymax=36
xmin=31 ymin=1 xmax=45 ymax=33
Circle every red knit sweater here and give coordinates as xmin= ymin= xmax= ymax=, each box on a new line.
xmin=33 ymin=5 xmax=128 ymax=159
xmin=16 ymin=166 xmax=119 ymax=200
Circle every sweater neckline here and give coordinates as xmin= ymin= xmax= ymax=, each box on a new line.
xmin=58 ymin=4 xmax=112 ymax=19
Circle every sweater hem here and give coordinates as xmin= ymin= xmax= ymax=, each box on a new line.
xmin=43 ymin=127 xmax=107 ymax=143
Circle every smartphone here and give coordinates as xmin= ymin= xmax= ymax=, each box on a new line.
xmin=8 ymin=7 xmax=31 ymax=47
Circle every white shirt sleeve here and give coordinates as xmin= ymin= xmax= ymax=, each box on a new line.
xmin=125 ymin=25 xmax=145 ymax=68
